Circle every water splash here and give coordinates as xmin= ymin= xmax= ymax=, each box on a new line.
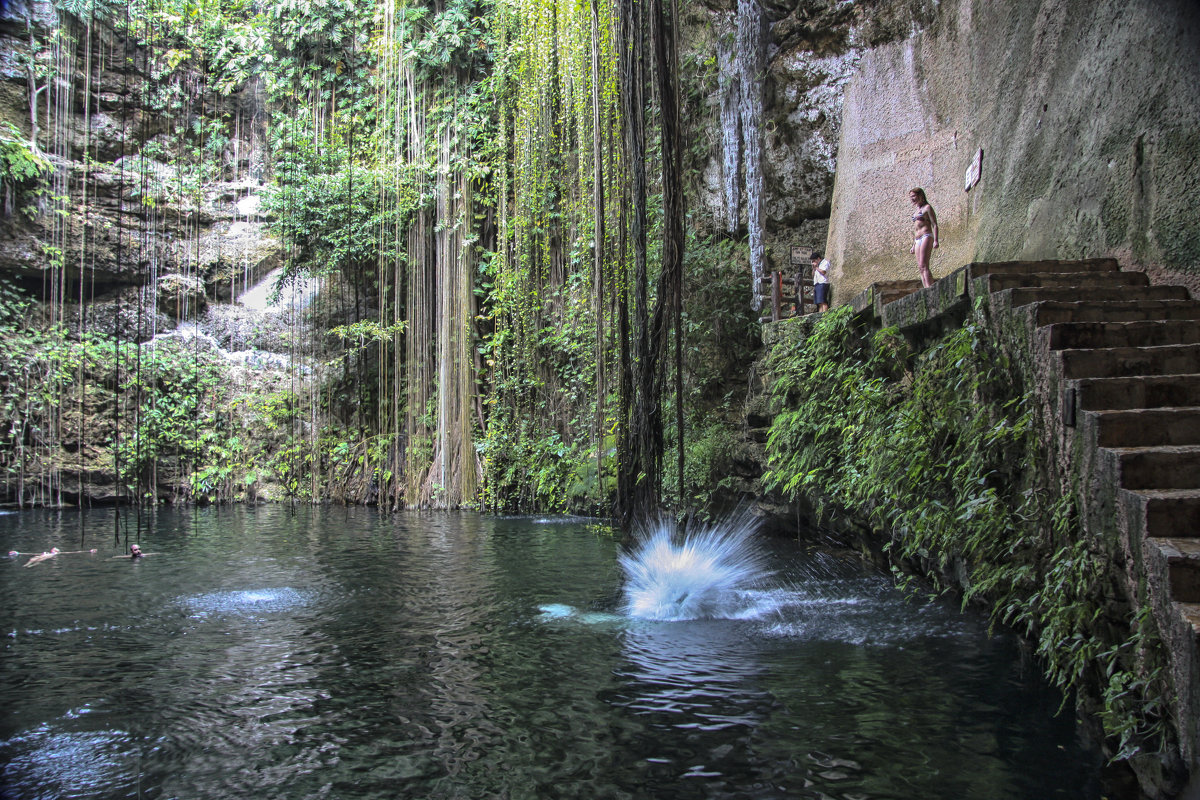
xmin=0 ymin=724 xmax=137 ymax=798
xmin=620 ymin=514 xmax=769 ymax=621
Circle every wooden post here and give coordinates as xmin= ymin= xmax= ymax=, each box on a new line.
xmin=772 ymin=271 xmax=782 ymax=322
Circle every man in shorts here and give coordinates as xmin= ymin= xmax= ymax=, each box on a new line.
xmin=811 ymin=252 xmax=831 ymax=312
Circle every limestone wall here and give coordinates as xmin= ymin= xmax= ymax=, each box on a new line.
xmin=0 ymin=1 xmax=280 ymax=320
xmin=824 ymin=0 xmax=1200 ymax=306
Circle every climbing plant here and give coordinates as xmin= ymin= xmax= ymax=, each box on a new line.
xmin=763 ymin=305 xmax=1169 ymax=760
xmin=0 ymin=123 xmax=50 ymax=216
xmin=4 ymin=0 xmax=717 ymax=519
xmin=479 ymin=0 xmax=622 ymax=512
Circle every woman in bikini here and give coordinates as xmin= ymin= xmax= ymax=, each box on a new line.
xmin=908 ymin=188 xmax=938 ymax=288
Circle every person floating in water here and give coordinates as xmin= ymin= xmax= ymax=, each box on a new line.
xmin=22 ymin=547 xmax=60 ymax=567
xmin=908 ymin=187 xmax=939 ymax=288
xmin=20 ymin=547 xmax=97 ymax=567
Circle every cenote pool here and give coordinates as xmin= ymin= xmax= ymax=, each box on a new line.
xmin=0 ymin=507 xmax=1100 ymax=799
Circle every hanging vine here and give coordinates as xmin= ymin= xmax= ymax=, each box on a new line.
xmin=0 ymin=0 xmax=707 ymax=521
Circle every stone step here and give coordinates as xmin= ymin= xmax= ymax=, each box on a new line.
xmin=1111 ymin=445 xmax=1200 ymax=490
xmin=967 ymin=258 xmax=1120 ymax=278
xmin=1149 ymin=538 xmax=1200 ymax=603
xmin=1124 ymin=488 xmax=1200 ymax=539
xmin=1075 ymin=374 xmax=1200 ymax=411
xmin=1093 ymin=408 xmax=1200 ymax=447
xmin=880 ymin=287 xmax=922 ymax=305
xmin=1034 ymin=300 xmax=1200 ymax=325
xmin=1008 ymin=285 xmax=1191 ymax=307
xmin=987 ymin=271 xmax=1148 ymax=292
xmin=1180 ymin=603 xmax=1200 ymax=648
xmin=1046 ymin=320 xmax=1200 ymax=350
xmin=1060 ymin=344 xmax=1200 ymax=379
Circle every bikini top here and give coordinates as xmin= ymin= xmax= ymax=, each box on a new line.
xmin=912 ymin=207 xmax=927 ymax=221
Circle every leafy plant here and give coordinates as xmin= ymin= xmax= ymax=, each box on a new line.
xmin=0 ymin=123 xmax=50 ymax=216
xmin=763 ymin=304 xmax=1169 ymax=759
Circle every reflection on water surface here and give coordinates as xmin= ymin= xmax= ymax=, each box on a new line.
xmin=0 ymin=507 xmax=1099 ymax=799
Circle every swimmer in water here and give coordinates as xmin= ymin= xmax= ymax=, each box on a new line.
xmin=23 ymin=547 xmax=60 ymax=567
xmin=20 ymin=547 xmax=99 ymax=567
xmin=112 ymin=544 xmax=158 ymax=559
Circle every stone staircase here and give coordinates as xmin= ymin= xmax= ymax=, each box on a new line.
xmin=879 ymin=258 xmax=1200 ymax=631
xmin=757 ymin=257 xmax=1200 ymax=786
xmin=996 ymin=261 xmax=1200 ymax=643
xmin=849 ymin=256 xmax=1200 ymax=777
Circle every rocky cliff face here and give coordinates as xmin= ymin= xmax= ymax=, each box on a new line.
xmin=0 ymin=0 xmax=281 ymax=335
xmin=825 ymin=0 xmax=1200 ymax=306
xmin=0 ymin=0 xmax=935 ymax=330
xmin=0 ymin=1 xmax=291 ymax=509
xmin=686 ymin=0 xmax=933 ymax=288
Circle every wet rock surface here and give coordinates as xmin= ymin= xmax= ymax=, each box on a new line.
xmin=0 ymin=1 xmax=281 ymax=297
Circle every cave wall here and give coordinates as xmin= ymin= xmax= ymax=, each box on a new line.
xmin=0 ymin=0 xmax=280 ymax=333
xmin=684 ymin=0 xmax=944 ymax=298
xmin=825 ymin=0 xmax=1200 ymax=306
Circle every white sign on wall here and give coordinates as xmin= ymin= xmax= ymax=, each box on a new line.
xmin=964 ymin=148 xmax=983 ymax=191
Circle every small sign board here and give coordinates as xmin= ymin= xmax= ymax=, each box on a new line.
xmin=964 ymin=148 xmax=983 ymax=191
xmin=790 ymin=245 xmax=813 ymax=266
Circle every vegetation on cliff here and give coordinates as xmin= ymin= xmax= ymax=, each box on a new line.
xmin=763 ymin=305 xmax=1169 ymax=762
xmin=0 ymin=0 xmax=760 ymax=514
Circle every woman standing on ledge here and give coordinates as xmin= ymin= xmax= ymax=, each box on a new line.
xmin=908 ymin=187 xmax=938 ymax=288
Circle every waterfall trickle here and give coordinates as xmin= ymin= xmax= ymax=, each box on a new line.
xmin=737 ymin=0 xmax=766 ymax=310
xmin=236 ymin=266 xmax=320 ymax=312
xmin=620 ymin=514 xmax=769 ymax=621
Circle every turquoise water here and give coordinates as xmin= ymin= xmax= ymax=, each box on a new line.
xmin=0 ymin=507 xmax=1099 ymax=799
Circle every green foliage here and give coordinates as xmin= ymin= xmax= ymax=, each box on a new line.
xmin=477 ymin=0 xmax=625 ymax=511
xmin=328 ymin=319 xmax=408 ymax=343
xmin=480 ymin=414 xmax=603 ymax=512
xmin=680 ymin=233 xmax=761 ymax=411
xmin=265 ymin=128 xmax=408 ymax=279
xmin=0 ymin=305 xmax=310 ymax=505
xmin=0 ymin=124 xmax=50 ymax=216
xmin=0 ymin=278 xmax=33 ymax=329
xmin=763 ymin=304 xmax=1168 ymax=758
xmin=0 ymin=125 xmax=50 ymax=186
xmin=128 ymin=0 xmax=375 ymax=102
xmin=399 ymin=0 xmax=492 ymax=78
xmin=116 ymin=341 xmax=227 ymax=489
xmin=17 ymin=0 xmax=695 ymax=515
xmin=53 ymin=0 xmax=124 ymax=21
xmin=662 ymin=423 xmax=740 ymax=513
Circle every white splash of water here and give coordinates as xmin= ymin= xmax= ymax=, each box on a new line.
xmin=620 ymin=514 xmax=769 ymax=621
xmin=536 ymin=603 xmax=624 ymax=626
xmin=149 ymin=321 xmax=294 ymax=370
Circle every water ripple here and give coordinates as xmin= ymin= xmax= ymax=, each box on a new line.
xmin=0 ymin=724 xmax=140 ymax=799
xmin=0 ymin=507 xmax=1102 ymax=800
xmin=180 ymin=587 xmax=314 ymax=618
